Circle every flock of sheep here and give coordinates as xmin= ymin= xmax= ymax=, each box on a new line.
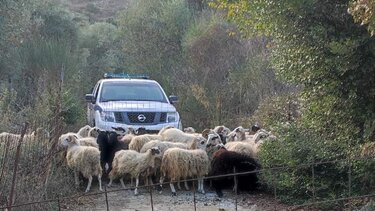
xmin=2 ymin=122 xmax=374 ymax=200
xmin=56 ymin=124 xmax=276 ymax=197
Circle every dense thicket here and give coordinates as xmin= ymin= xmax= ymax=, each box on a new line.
xmin=210 ymin=0 xmax=375 ymax=206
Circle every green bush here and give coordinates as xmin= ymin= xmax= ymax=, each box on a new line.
xmin=259 ymin=123 xmax=349 ymax=204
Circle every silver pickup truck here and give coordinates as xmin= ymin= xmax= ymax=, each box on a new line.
xmin=85 ymin=73 xmax=182 ymax=133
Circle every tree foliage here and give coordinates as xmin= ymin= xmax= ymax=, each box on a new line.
xmin=349 ymin=0 xmax=375 ymax=36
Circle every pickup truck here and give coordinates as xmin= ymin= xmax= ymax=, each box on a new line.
xmin=85 ymin=73 xmax=182 ymax=133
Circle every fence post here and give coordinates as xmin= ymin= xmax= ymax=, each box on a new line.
xmin=233 ymin=167 xmax=238 ymax=211
xmin=104 ymin=185 xmax=109 ymax=211
xmin=0 ymin=133 xmax=12 ymax=186
xmin=348 ymin=158 xmax=352 ymax=210
xmin=312 ymin=159 xmax=316 ymax=203
xmin=193 ymin=179 xmax=197 ymax=211
xmin=7 ymin=122 xmax=28 ymax=211
xmin=149 ymin=185 xmax=154 ymax=211
xmin=273 ymin=168 xmax=277 ymax=211
xmin=57 ymin=196 xmax=61 ymax=211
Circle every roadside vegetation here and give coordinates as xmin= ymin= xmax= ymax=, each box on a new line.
xmin=0 ymin=0 xmax=374 ymax=209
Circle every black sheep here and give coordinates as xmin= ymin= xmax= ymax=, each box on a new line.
xmin=96 ymin=130 xmax=128 ymax=176
xmin=209 ymin=146 xmax=260 ymax=197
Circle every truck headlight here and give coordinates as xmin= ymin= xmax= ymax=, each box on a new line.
xmin=100 ymin=111 xmax=115 ymax=122
xmin=167 ymin=112 xmax=178 ymax=122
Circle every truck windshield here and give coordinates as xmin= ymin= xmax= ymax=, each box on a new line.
xmin=99 ymin=81 xmax=168 ymax=103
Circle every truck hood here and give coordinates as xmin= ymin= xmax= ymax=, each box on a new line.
xmin=96 ymin=101 xmax=177 ymax=113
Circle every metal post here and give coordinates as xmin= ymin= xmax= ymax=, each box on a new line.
xmin=57 ymin=197 xmax=61 ymax=211
xmin=104 ymin=185 xmax=109 ymax=211
xmin=193 ymin=179 xmax=197 ymax=211
xmin=273 ymin=169 xmax=277 ymax=211
xmin=7 ymin=123 xmax=28 ymax=211
xmin=149 ymin=185 xmax=154 ymax=211
xmin=312 ymin=160 xmax=316 ymax=203
xmin=348 ymin=158 xmax=352 ymax=210
xmin=234 ymin=167 xmax=238 ymax=211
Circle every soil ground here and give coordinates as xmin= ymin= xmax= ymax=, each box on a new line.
xmin=64 ymin=181 xmax=293 ymax=211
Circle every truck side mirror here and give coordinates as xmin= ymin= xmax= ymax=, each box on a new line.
xmin=85 ymin=94 xmax=96 ymax=104
xmin=168 ymin=95 xmax=178 ymax=104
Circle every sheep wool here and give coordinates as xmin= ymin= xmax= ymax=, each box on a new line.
xmin=209 ymin=147 xmax=260 ymax=197
xmin=62 ymin=135 xmax=102 ymax=193
xmin=159 ymin=128 xmax=205 ymax=145
xmin=77 ymin=125 xmax=93 ymax=138
xmin=108 ymin=147 xmax=161 ymax=195
xmin=159 ymin=148 xmax=210 ymax=195
xmin=225 ymin=141 xmax=257 ymax=159
xmin=128 ymin=134 xmax=161 ymax=152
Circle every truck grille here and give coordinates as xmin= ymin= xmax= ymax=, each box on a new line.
xmin=127 ymin=112 xmax=155 ymax=124
xmin=160 ymin=112 xmax=167 ymax=123
xmin=114 ymin=112 xmax=167 ymax=124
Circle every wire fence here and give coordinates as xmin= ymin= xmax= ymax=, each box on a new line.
xmin=1 ymin=125 xmax=375 ymax=211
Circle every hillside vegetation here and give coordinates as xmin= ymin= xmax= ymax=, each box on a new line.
xmin=0 ymin=0 xmax=374 ymax=209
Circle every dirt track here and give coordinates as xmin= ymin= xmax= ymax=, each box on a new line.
xmin=66 ymin=182 xmax=290 ymax=211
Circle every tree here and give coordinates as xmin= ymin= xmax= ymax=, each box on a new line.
xmin=349 ymin=0 xmax=375 ymax=36
xmin=210 ymin=0 xmax=375 ymax=143
xmin=116 ymin=0 xmax=193 ymax=90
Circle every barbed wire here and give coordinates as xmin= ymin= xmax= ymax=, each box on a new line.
xmin=1 ymin=153 xmax=374 ymax=210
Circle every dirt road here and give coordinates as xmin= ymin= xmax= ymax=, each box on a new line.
xmin=67 ymin=182 xmax=289 ymax=211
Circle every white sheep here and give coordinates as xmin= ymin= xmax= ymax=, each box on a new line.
xmin=128 ymin=134 xmax=162 ymax=152
xmin=159 ymin=127 xmax=204 ymax=144
xmin=119 ymin=127 xmax=137 ymax=145
xmin=107 ymin=147 xmax=162 ymax=195
xmin=227 ymin=126 xmax=272 ymax=143
xmin=139 ymin=138 xmax=207 ymax=189
xmin=61 ymin=134 xmax=103 ymax=193
xmin=225 ymin=129 xmax=276 ymax=158
xmin=224 ymin=141 xmax=257 ymax=158
xmin=0 ymin=128 xmax=49 ymax=144
xmin=159 ymin=147 xmax=210 ymax=195
xmin=77 ymin=125 xmax=93 ymax=138
xmin=157 ymin=125 xmax=175 ymax=135
xmin=183 ymin=127 xmax=196 ymax=134
xmin=59 ymin=133 xmax=98 ymax=148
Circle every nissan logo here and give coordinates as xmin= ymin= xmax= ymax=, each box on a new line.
xmin=137 ymin=114 xmax=146 ymax=122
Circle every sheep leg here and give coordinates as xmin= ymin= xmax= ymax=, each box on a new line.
xmin=184 ymin=179 xmax=189 ymax=191
xmin=169 ymin=183 xmax=177 ymax=196
xmin=177 ymin=181 xmax=182 ymax=190
xmin=158 ymin=176 xmax=164 ymax=193
xmin=134 ymin=177 xmax=139 ymax=195
xmin=85 ymin=175 xmax=93 ymax=193
xmin=98 ymin=174 xmax=103 ymax=191
xmin=74 ymin=171 xmax=79 ymax=187
xmin=149 ymin=176 xmax=154 ymax=186
xmin=107 ymin=178 xmax=113 ymax=187
xmin=120 ymin=178 xmax=126 ymax=189
xmin=199 ymin=179 xmax=205 ymax=194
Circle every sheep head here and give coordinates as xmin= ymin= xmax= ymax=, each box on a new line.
xmin=61 ymin=134 xmax=80 ymax=147
xmin=201 ymin=128 xmax=212 ymax=139
xmin=184 ymin=127 xmax=196 ymax=134
xmin=150 ymin=146 xmax=162 ymax=157
xmin=227 ymin=126 xmax=246 ymax=142
xmin=206 ymin=133 xmax=222 ymax=148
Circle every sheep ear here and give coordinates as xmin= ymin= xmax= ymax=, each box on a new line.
xmin=201 ymin=128 xmax=210 ymax=139
xmin=73 ymin=134 xmax=79 ymax=139
xmin=217 ymin=126 xmax=224 ymax=133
